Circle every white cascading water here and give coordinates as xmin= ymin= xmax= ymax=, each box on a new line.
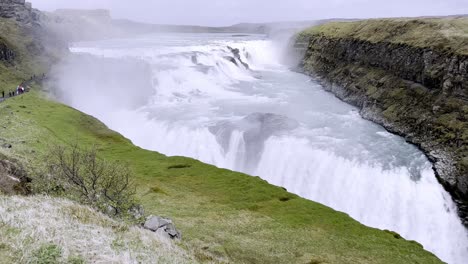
xmin=52 ymin=33 xmax=468 ymax=263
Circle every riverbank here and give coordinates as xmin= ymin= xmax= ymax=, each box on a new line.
xmin=296 ymin=16 xmax=468 ymax=225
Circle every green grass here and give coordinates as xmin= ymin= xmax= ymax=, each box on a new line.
xmin=299 ymin=17 xmax=468 ymax=55
xmin=0 ymin=18 xmax=56 ymax=95
xmin=0 ymin=90 xmax=442 ymax=263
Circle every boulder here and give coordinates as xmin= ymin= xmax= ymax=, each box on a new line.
xmin=163 ymin=223 xmax=181 ymax=239
xmin=0 ymin=157 xmax=31 ymax=195
xmin=143 ymin=215 xmax=181 ymax=240
xmin=2 ymin=143 xmax=12 ymax=149
xmin=144 ymin=216 xmax=163 ymax=232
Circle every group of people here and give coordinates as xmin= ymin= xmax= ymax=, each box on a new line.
xmin=1 ymin=83 xmax=26 ymax=99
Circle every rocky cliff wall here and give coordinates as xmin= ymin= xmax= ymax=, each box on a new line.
xmin=297 ymin=26 xmax=468 ymax=224
xmin=0 ymin=0 xmax=39 ymax=24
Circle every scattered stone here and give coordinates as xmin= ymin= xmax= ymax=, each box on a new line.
xmin=163 ymin=223 xmax=181 ymax=239
xmin=2 ymin=143 xmax=12 ymax=149
xmin=144 ymin=216 xmax=163 ymax=232
xmin=143 ymin=215 xmax=181 ymax=240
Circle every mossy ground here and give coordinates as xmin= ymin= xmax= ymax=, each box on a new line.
xmin=299 ymin=16 xmax=468 ymax=55
xmin=0 ymin=89 xmax=442 ymax=263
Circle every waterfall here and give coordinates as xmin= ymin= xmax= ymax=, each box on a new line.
xmin=52 ymin=33 xmax=468 ymax=264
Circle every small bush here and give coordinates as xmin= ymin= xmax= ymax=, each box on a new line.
xmin=149 ymin=186 xmax=167 ymax=195
xmin=32 ymin=244 xmax=62 ymax=264
xmin=67 ymin=256 xmax=85 ymax=264
xmin=167 ymin=164 xmax=191 ymax=169
xmin=384 ymin=230 xmax=402 ymax=239
xmin=38 ymin=144 xmax=137 ymax=218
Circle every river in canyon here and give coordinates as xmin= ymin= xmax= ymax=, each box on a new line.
xmin=51 ymin=33 xmax=468 ymax=264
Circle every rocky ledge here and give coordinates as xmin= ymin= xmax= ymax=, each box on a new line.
xmin=295 ymin=17 xmax=468 ymax=224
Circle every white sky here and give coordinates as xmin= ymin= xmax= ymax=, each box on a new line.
xmin=29 ymin=0 xmax=468 ymax=26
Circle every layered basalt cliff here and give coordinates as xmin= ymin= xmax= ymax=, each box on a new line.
xmin=296 ymin=17 xmax=468 ymax=224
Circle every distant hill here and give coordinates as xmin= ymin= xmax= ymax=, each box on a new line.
xmin=41 ymin=9 xmax=328 ymax=41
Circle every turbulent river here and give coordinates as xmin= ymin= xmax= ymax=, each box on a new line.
xmin=54 ymin=33 xmax=468 ymax=263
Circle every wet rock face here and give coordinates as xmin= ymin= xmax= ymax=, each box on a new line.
xmin=299 ymin=35 xmax=468 ymax=224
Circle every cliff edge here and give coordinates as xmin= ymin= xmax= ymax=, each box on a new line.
xmin=296 ymin=17 xmax=468 ymax=224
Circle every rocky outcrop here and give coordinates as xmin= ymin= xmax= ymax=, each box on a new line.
xmin=297 ymin=24 xmax=468 ymax=224
xmin=225 ymin=46 xmax=250 ymax=69
xmin=0 ymin=41 xmax=15 ymax=62
xmin=0 ymin=0 xmax=40 ymax=25
xmin=0 ymin=156 xmax=31 ymax=195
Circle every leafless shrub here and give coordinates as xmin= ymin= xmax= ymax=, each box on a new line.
xmin=43 ymin=144 xmax=137 ymax=218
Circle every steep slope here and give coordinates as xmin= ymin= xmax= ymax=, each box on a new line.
xmin=296 ymin=17 xmax=468 ymax=224
xmin=0 ymin=196 xmax=195 ymax=263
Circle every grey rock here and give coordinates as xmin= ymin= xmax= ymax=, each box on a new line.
xmin=155 ymin=227 xmax=171 ymax=239
xmin=143 ymin=215 xmax=181 ymax=240
xmin=2 ymin=143 xmax=12 ymax=149
xmin=144 ymin=216 xmax=163 ymax=232
xmin=164 ymin=223 xmax=181 ymax=239
xmin=158 ymin=218 xmax=172 ymax=228
xmin=0 ymin=0 xmax=37 ymax=24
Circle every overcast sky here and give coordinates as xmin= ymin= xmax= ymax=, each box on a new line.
xmin=29 ymin=0 xmax=468 ymax=26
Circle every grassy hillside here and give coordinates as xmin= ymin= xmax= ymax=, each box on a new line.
xmin=0 ymin=89 xmax=442 ymax=263
xmin=0 ymin=17 xmax=56 ymax=96
xmin=299 ymin=16 xmax=468 ymax=55
xmin=0 ymin=195 xmax=194 ymax=263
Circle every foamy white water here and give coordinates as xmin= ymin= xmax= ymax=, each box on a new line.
xmin=53 ymin=33 xmax=468 ymax=263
